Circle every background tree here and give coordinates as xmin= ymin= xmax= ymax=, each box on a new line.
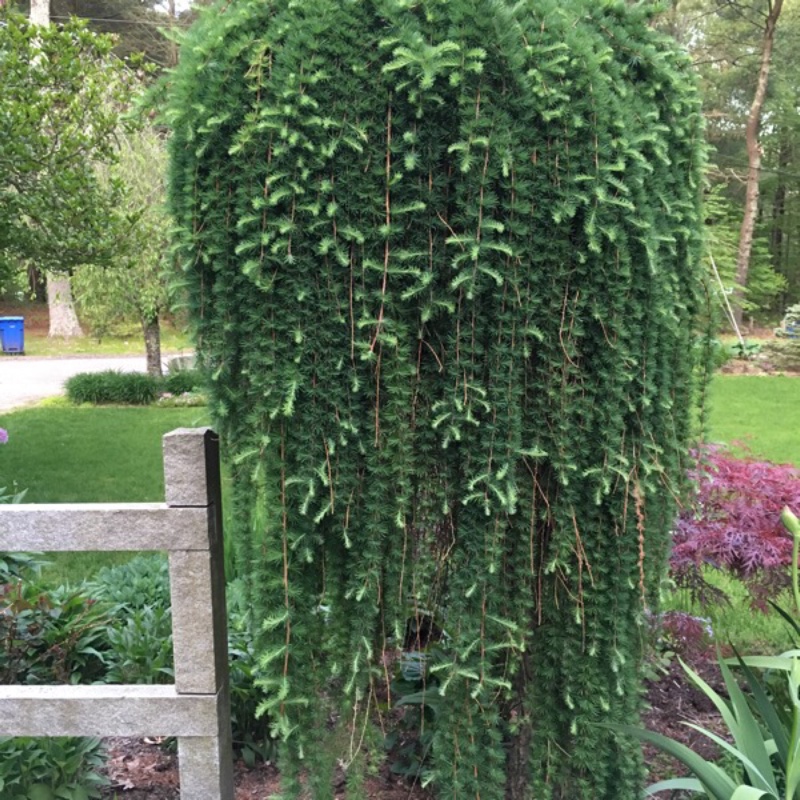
xmin=166 ymin=1 xmax=706 ymax=798
xmin=759 ymin=1 xmax=800 ymax=303
xmin=30 ymin=0 xmax=84 ymax=337
xmin=0 ymin=9 xmax=133 ymax=335
xmin=15 ymin=0 xmax=195 ymax=68
xmin=658 ymin=0 xmax=796 ymax=324
xmin=73 ymin=125 xmax=172 ymax=376
xmin=733 ymin=0 xmax=784 ymax=326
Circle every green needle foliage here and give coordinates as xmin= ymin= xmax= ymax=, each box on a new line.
xmin=165 ymin=1 xmax=706 ymax=797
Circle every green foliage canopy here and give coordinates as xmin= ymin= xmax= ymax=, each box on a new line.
xmin=73 ymin=126 xmax=172 ymax=337
xmin=166 ymin=1 xmax=706 ymax=798
xmin=0 ymin=12 xmax=131 ymax=275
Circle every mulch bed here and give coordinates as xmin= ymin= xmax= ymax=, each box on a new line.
xmin=99 ymin=655 xmax=725 ymax=798
xmin=101 ymin=736 xmax=431 ymax=800
xmin=0 ymin=301 xmax=49 ymax=335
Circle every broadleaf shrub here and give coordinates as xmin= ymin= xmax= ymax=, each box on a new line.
xmin=0 ymin=576 xmax=110 ymax=686
xmin=65 ymin=370 xmax=160 ymax=405
xmin=86 ymin=556 xmax=276 ymax=761
xmin=0 ymin=736 xmax=107 ymax=800
xmin=673 ymin=446 xmax=800 ymax=609
xmin=162 ymin=368 xmax=203 ymax=396
xmin=0 ymin=561 xmax=110 ymax=798
xmin=87 ymin=556 xmax=174 ymax=684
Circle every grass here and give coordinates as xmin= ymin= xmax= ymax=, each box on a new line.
xmin=0 ymin=298 xmax=193 ymax=357
xmin=707 ymin=375 xmax=800 ymax=465
xmin=0 ymin=406 xmax=209 ymax=583
xmin=22 ymin=325 xmax=193 ymax=358
xmin=663 ymin=572 xmax=797 ymax=653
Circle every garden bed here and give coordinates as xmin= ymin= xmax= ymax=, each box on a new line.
xmin=99 ymin=657 xmax=724 ymax=799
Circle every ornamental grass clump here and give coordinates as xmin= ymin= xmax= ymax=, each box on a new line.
xmin=165 ymin=1 xmax=706 ymax=797
xmin=65 ymin=370 xmax=160 ymax=405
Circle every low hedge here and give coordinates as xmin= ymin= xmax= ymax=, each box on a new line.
xmin=65 ymin=369 xmax=205 ymax=406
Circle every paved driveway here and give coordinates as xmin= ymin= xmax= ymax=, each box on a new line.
xmin=0 ymin=355 xmax=148 ymax=413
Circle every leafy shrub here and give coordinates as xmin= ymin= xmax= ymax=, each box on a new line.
xmin=761 ymin=339 xmax=800 ymax=372
xmin=87 ymin=555 xmax=173 ymax=684
xmin=86 ymin=557 xmax=276 ymax=762
xmin=87 ymin=554 xmax=170 ymax=611
xmin=0 ymin=577 xmax=110 ymax=685
xmin=155 ymin=391 xmax=207 ymax=407
xmin=673 ymin=447 xmax=800 ymax=609
xmin=0 ymin=551 xmax=44 ymax=581
xmin=162 ymin=367 xmax=203 ymax=395
xmin=0 ymin=561 xmax=110 ymax=799
xmin=0 ymin=736 xmax=107 ymax=800
xmin=65 ymin=370 xmax=160 ymax=405
xmin=386 ymin=651 xmax=443 ymax=785
xmin=656 ymin=611 xmax=714 ymax=661
xmin=706 ymin=339 xmax=732 ymax=371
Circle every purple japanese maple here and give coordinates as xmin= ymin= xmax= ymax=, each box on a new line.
xmin=672 ymin=445 xmax=800 ymax=609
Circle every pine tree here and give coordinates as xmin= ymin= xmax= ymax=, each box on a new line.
xmin=165 ymin=1 xmax=706 ymax=797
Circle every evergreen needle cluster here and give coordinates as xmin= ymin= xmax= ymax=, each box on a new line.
xmin=165 ymin=1 xmax=705 ymax=797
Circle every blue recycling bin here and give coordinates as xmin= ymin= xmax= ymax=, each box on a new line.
xmin=0 ymin=317 xmax=24 ymax=354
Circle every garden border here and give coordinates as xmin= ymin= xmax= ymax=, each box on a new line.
xmin=0 ymin=427 xmax=234 ymax=799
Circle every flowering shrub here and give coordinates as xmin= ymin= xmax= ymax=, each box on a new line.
xmin=0 ymin=428 xmax=7 ymax=445
xmin=672 ymin=446 xmax=800 ymax=609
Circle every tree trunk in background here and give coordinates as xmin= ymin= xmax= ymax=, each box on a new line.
xmin=733 ymin=0 xmax=784 ymax=326
xmin=32 ymin=0 xmax=86 ymax=338
xmin=47 ymin=273 xmax=84 ymax=337
xmin=143 ymin=316 xmax=163 ymax=377
xmin=770 ymin=134 xmax=790 ymax=301
xmin=29 ymin=0 xmax=49 ymax=25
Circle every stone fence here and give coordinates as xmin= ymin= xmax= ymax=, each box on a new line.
xmin=0 ymin=428 xmax=234 ymax=799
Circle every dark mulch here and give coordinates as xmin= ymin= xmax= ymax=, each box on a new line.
xmin=642 ymin=654 xmax=728 ymax=786
xmin=99 ymin=655 xmax=725 ymax=798
xmin=101 ymin=736 xmax=431 ymax=800
xmin=0 ymin=300 xmax=49 ymax=335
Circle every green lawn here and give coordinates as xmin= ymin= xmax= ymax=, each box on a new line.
xmin=0 ymin=406 xmax=209 ymax=502
xmin=707 ymin=375 xmax=800 ymax=465
xmin=0 ymin=406 xmax=209 ymax=583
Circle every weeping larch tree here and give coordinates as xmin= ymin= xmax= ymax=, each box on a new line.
xmin=165 ymin=1 xmax=705 ymax=797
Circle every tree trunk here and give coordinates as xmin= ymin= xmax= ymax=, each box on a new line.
xmin=733 ymin=0 xmax=784 ymax=325
xmin=504 ymin=656 xmax=532 ymax=800
xmin=770 ymin=133 xmax=790 ymax=299
xmin=47 ymin=273 xmax=84 ymax=337
xmin=143 ymin=315 xmax=163 ymax=377
xmin=27 ymin=265 xmax=46 ymax=302
xmin=29 ymin=0 xmax=49 ymax=25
